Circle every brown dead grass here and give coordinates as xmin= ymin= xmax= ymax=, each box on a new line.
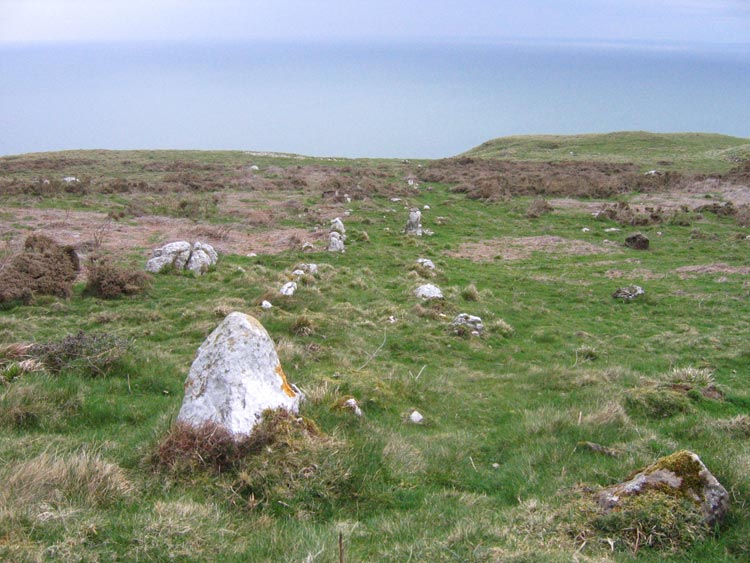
xmin=674 ymin=263 xmax=750 ymax=279
xmin=448 ymin=236 xmax=614 ymax=262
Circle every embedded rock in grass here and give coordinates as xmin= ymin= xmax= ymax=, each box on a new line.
xmin=414 ymin=284 xmax=443 ymax=299
xmin=625 ymin=232 xmax=650 ymax=250
xmin=328 ymin=231 xmax=345 ymax=252
xmin=279 ymin=281 xmax=297 ymax=296
xmin=176 ymin=312 xmax=301 ymax=437
xmin=612 ymin=285 xmax=645 ymax=300
xmin=261 ymin=300 xmax=273 ymax=309
xmin=416 ymin=258 xmax=435 ymax=270
xmin=452 ymin=313 xmax=484 ymax=336
xmin=597 ymin=450 xmax=729 ymax=527
xmin=295 ymin=263 xmax=318 ymax=275
xmin=409 ymin=410 xmax=424 ymax=424
xmin=146 ymin=241 xmax=218 ymax=275
xmin=404 ymin=208 xmax=423 ymax=236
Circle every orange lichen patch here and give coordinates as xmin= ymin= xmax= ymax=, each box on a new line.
xmin=275 ymin=363 xmax=296 ymax=397
xmin=447 ymin=236 xmax=614 ymax=262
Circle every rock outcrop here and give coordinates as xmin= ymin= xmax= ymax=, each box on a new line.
xmin=451 ymin=313 xmax=484 ymax=336
xmin=146 ymin=241 xmax=218 ymax=275
xmin=625 ymin=233 xmax=650 ymax=250
xmin=328 ymin=231 xmax=345 ymax=252
xmin=176 ymin=312 xmax=301 ymax=437
xmin=597 ymin=450 xmax=729 ymax=527
xmin=612 ymin=285 xmax=645 ymax=300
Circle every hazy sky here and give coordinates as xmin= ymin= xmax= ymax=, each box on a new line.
xmin=1 ymin=0 xmax=749 ymax=45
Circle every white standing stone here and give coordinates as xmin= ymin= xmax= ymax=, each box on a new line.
xmin=328 ymin=231 xmax=345 ymax=252
xmin=414 ymin=284 xmax=443 ymax=299
xmin=404 ymin=209 xmax=423 ymax=236
xmin=176 ymin=312 xmax=301 ymax=437
xmin=280 ymin=281 xmax=297 ymax=296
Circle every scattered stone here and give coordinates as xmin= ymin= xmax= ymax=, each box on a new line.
xmin=146 ymin=241 xmax=218 ymax=275
xmin=387 ymin=315 xmax=397 ymax=323
xmin=414 ymin=284 xmax=443 ymax=299
xmin=625 ymin=232 xmax=650 ymax=250
xmin=604 ymin=227 xmax=620 ymax=233
xmin=301 ymin=242 xmax=314 ymax=252
xmin=390 ymin=197 xmax=401 ymax=202
xmin=249 ymin=165 xmax=260 ymax=171
xmin=408 ymin=410 xmax=424 ymax=424
xmin=451 ymin=313 xmax=484 ymax=336
xmin=247 ymin=252 xmax=258 ymax=257
xmin=343 ymin=397 xmax=363 ymax=417
xmin=416 ymin=258 xmax=435 ymax=270
xmin=261 ymin=300 xmax=273 ymax=309
xmin=62 ymin=176 xmax=79 ymax=183
xmin=176 ymin=312 xmax=301 ymax=437
xmin=404 ymin=208 xmax=423 ymax=236
xmin=280 ymin=281 xmax=297 ymax=296
xmin=612 ymin=285 xmax=645 ymax=300
xmin=291 ymin=269 xmax=305 ymax=278
xmin=582 ymin=227 xmax=590 ymax=233
xmin=644 ymin=169 xmax=662 ymax=176
xmin=295 ymin=263 xmax=318 ymax=275
xmin=330 ymin=217 xmax=346 ymax=235
xmin=423 ymin=205 xmax=430 ymax=210
xmin=328 ymin=231 xmax=345 ymax=252
xmin=597 ymin=450 xmax=729 ymax=527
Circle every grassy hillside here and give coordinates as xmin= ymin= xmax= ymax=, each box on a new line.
xmin=463 ymin=131 xmax=750 ymax=173
xmin=0 ymin=145 xmax=749 ymax=562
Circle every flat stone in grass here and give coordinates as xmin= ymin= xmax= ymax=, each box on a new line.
xmin=451 ymin=313 xmax=484 ymax=336
xmin=176 ymin=312 xmax=301 ymax=437
xmin=612 ymin=285 xmax=644 ymax=300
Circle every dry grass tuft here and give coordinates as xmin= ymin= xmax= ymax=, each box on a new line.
xmin=1 ymin=451 xmax=133 ymax=509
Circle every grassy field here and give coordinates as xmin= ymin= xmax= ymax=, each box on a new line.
xmin=1 ymin=133 xmax=750 ymax=562
xmin=463 ymin=131 xmax=750 ymax=173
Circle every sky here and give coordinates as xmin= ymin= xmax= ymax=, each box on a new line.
xmin=1 ymin=0 xmax=749 ymax=46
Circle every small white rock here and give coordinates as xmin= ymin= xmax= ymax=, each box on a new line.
xmin=582 ymin=227 xmax=590 ymax=233
xmin=280 ymin=281 xmax=297 ymax=296
xmin=414 ymin=284 xmax=443 ymax=299
xmin=409 ymin=410 xmax=424 ymax=424
xmin=291 ymin=269 xmax=305 ymax=278
xmin=261 ymin=300 xmax=273 ymax=309
xmin=390 ymin=197 xmax=401 ymax=202
xmin=249 ymin=165 xmax=260 ymax=171
xmin=330 ymin=217 xmax=346 ymax=234
xmin=344 ymin=398 xmax=363 ymax=417
xmin=416 ymin=258 xmax=435 ymax=270
xmin=423 ymin=205 xmax=430 ymax=210
xmin=247 ymin=252 xmax=257 ymax=257
xmin=604 ymin=228 xmax=621 ymax=233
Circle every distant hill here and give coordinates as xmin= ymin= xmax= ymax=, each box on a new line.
xmin=461 ymin=131 xmax=750 ymax=173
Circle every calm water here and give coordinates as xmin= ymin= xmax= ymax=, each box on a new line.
xmin=1 ymin=40 xmax=749 ymax=158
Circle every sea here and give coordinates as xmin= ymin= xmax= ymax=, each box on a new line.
xmin=1 ymin=40 xmax=749 ymax=158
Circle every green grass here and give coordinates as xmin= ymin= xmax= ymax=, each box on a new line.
xmin=463 ymin=131 xmax=750 ymax=173
xmin=0 ymin=141 xmax=749 ymax=561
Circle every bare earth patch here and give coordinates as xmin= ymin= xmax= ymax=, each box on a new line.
xmin=448 ymin=235 xmax=614 ymax=261
xmin=674 ymin=263 xmax=750 ymax=279
xmin=0 ymin=207 xmax=326 ymax=259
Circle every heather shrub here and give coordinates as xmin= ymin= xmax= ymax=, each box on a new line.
xmin=84 ymin=256 xmax=152 ymax=299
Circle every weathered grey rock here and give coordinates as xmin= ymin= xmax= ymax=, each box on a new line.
xmin=296 ymin=263 xmax=318 ymax=275
xmin=280 ymin=281 xmax=297 ymax=296
xmin=414 ymin=284 xmax=443 ymax=299
xmin=612 ymin=285 xmax=645 ymax=300
xmin=597 ymin=450 xmax=729 ymax=526
xmin=261 ymin=300 xmax=273 ymax=309
xmin=416 ymin=258 xmax=435 ymax=270
xmin=404 ymin=209 xmax=423 ymax=236
xmin=176 ymin=312 xmax=301 ymax=437
xmin=409 ymin=410 xmax=424 ymax=424
xmin=146 ymin=241 xmax=192 ymax=273
xmin=186 ymin=242 xmax=218 ymax=275
xmin=625 ymin=232 xmax=650 ymax=250
xmin=301 ymin=242 xmax=315 ymax=252
xmin=328 ymin=231 xmax=345 ymax=252
xmin=146 ymin=241 xmax=218 ymax=275
xmin=452 ymin=313 xmax=484 ymax=335
xmin=291 ymin=269 xmax=305 ymax=278
xmin=330 ymin=217 xmax=346 ymax=235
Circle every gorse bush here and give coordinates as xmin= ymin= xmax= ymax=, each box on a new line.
xmin=84 ymin=256 xmax=152 ymax=299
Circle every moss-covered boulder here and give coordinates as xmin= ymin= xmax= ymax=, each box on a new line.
xmin=598 ymin=450 xmax=729 ymax=527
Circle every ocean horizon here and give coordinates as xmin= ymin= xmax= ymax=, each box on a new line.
xmin=1 ymin=39 xmax=749 ymax=159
